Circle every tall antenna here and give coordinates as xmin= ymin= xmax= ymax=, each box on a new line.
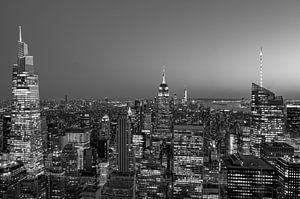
xmin=19 ymin=26 xmax=22 ymax=42
xmin=162 ymin=65 xmax=166 ymax=84
xmin=259 ymin=47 xmax=263 ymax=88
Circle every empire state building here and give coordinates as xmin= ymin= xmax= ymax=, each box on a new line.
xmin=155 ymin=66 xmax=171 ymax=140
xmin=10 ymin=26 xmax=43 ymax=178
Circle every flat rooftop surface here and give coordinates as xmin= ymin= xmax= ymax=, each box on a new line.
xmin=224 ymin=154 xmax=275 ymax=170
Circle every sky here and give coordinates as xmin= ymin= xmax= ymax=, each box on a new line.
xmin=1 ymin=0 xmax=300 ymax=100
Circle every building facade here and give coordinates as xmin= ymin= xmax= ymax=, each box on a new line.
xmin=173 ymin=125 xmax=204 ymax=198
xmin=276 ymin=156 xmax=300 ymax=198
xmin=286 ymin=104 xmax=300 ymax=138
xmin=251 ymin=83 xmax=284 ymax=156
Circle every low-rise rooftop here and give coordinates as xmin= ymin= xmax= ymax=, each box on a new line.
xmin=223 ymin=154 xmax=274 ymax=170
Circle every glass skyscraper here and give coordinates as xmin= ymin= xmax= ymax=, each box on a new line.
xmin=251 ymin=83 xmax=284 ymax=156
xmin=10 ymin=26 xmax=44 ymax=179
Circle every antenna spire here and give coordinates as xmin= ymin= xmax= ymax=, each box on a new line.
xmin=19 ymin=26 xmax=22 ymax=42
xmin=259 ymin=47 xmax=263 ymax=88
xmin=162 ymin=65 xmax=166 ymax=84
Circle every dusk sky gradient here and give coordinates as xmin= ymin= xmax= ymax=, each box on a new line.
xmin=1 ymin=0 xmax=300 ymax=100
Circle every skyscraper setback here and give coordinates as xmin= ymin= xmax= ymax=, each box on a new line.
xmin=10 ymin=26 xmax=43 ymax=178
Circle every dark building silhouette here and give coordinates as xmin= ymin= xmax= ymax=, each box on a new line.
xmin=261 ymin=142 xmax=294 ymax=164
xmin=0 ymin=115 xmax=11 ymax=153
xmin=101 ymin=172 xmax=134 ymax=199
xmin=117 ymin=116 xmax=130 ymax=173
xmin=61 ymin=143 xmax=80 ymax=199
xmin=222 ymin=154 xmax=277 ymax=198
xmin=286 ymin=104 xmax=300 ymax=138
xmin=0 ymin=160 xmax=26 ymax=198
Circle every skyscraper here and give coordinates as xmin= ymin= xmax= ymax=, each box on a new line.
xmin=183 ymin=88 xmax=188 ymax=104
xmin=157 ymin=66 xmax=170 ymax=129
xmin=286 ymin=104 xmax=300 ymax=138
xmin=250 ymin=48 xmax=285 ymax=156
xmin=251 ymin=83 xmax=284 ymax=156
xmin=173 ymin=125 xmax=204 ymax=198
xmin=117 ymin=115 xmax=130 ymax=173
xmin=155 ymin=66 xmax=171 ymax=141
xmin=10 ymin=26 xmax=43 ymax=178
xmin=222 ymin=154 xmax=278 ymax=198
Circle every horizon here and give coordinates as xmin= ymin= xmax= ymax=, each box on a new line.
xmin=1 ymin=0 xmax=300 ymax=99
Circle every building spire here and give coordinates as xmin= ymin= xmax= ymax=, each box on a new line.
xmin=19 ymin=26 xmax=22 ymax=42
xmin=162 ymin=65 xmax=166 ymax=84
xmin=259 ymin=47 xmax=263 ymax=88
xmin=127 ymin=106 xmax=132 ymax=117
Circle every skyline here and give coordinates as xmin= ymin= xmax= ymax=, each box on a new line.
xmin=1 ymin=1 xmax=300 ymax=99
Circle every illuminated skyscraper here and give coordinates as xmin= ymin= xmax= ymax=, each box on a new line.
xmin=250 ymin=49 xmax=284 ymax=156
xmin=183 ymin=87 xmax=188 ymax=104
xmin=251 ymin=83 xmax=284 ymax=155
xmin=173 ymin=125 xmax=204 ymax=198
xmin=155 ymin=66 xmax=171 ymax=140
xmin=10 ymin=26 xmax=44 ymax=178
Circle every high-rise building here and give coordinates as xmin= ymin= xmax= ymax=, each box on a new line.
xmin=101 ymin=114 xmax=110 ymax=140
xmin=240 ymin=126 xmax=251 ymax=155
xmin=137 ymin=157 xmax=165 ymax=198
xmin=173 ymin=125 xmax=204 ymax=198
xmin=63 ymin=127 xmax=91 ymax=170
xmin=80 ymin=113 xmax=90 ymax=128
xmin=61 ymin=143 xmax=80 ymax=199
xmin=286 ymin=104 xmax=300 ymax=138
xmin=155 ymin=66 xmax=171 ymax=140
xmin=183 ymin=88 xmax=188 ymax=104
xmin=222 ymin=154 xmax=278 ymax=198
xmin=117 ymin=115 xmax=130 ymax=173
xmin=276 ymin=156 xmax=300 ymax=198
xmin=10 ymin=26 xmax=44 ymax=179
xmin=251 ymin=83 xmax=284 ymax=156
xmin=228 ymin=133 xmax=238 ymax=155
xmin=46 ymin=149 xmax=65 ymax=199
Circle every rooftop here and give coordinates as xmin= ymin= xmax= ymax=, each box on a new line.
xmin=174 ymin=125 xmax=204 ymax=131
xmin=280 ymin=156 xmax=300 ymax=164
xmin=261 ymin=142 xmax=294 ymax=149
xmin=65 ymin=126 xmax=91 ymax=134
xmin=0 ymin=160 xmax=24 ymax=173
xmin=223 ymin=154 xmax=275 ymax=170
